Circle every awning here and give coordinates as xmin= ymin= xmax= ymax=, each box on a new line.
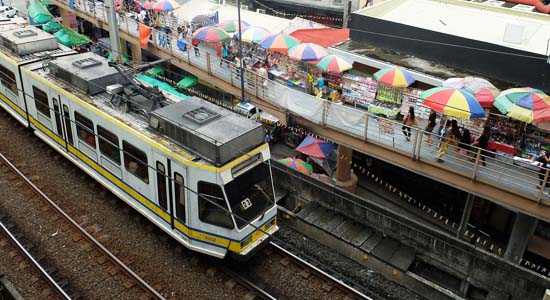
xmin=290 ymin=28 xmax=349 ymax=48
xmin=146 ymin=66 xmax=164 ymax=76
xmin=136 ymin=74 xmax=190 ymax=100
xmin=53 ymin=28 xmax=90 ymax=47
xmin=177 ymin=75 xmax=198 ymax=88
xmin=28 ymin=1 xmax=53 ymax=25
xmin=43 ymin=20 xmax=62 ymax=33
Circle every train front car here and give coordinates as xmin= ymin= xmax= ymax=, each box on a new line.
xmin=149 ymin=100 xmax=278 ymax=259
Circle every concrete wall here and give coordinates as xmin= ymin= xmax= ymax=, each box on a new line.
xmin=272 ymin=164 xmax=550 ymax=300
xmin=348 ymin=13 xmax=550 ymax=92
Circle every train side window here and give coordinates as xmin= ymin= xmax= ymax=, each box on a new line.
xmin=123 ymin=141 xmax=149 ymax=183
xmin=0 ymin=64 xmax=16 ymax=94
xmin=52 ymin=98 xmax=63 ymax=136
xmin=156 ymin=162 xmax=167 ymax=210
xmin=174 ymin=173 xmax=185 ymax=222
xmin=98 ymin=126 xmax=120 ymax=164
xmin=74 ymin=112 xmax=96 ymax=148
xmin=32 ymin=86 xmax=50 ymax=118
xmin=198 ymin=181 xmax=233 ymax=229
xmin=63 ymin=105 xmax=73 ymax=145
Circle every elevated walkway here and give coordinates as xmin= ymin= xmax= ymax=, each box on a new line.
xmin=52 ymin=0 xmax=550 ymax=221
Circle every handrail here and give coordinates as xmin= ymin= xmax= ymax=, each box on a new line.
xmin=50 ymin=0 xmax=550 ymax=205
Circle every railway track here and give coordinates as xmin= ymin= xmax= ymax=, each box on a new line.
xmin=0 ymin=150 xmax=165 ymax=300
xmin=0 ymin=112 xmax=420 ymax=299
xmin=0 ymin=213 xmax=72 ymax=299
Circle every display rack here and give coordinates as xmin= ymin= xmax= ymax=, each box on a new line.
xmin=342 ymin=74 xmax=377 ymax=107
xmin=400 ymin=88 xmax=431 ymax=120
xmin=486 ymin=113 xmax=522 ymax=147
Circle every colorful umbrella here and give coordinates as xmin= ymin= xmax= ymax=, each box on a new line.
xmin=420 ymin=87 xmax=485 ymax=120
xmin=316 ymin=55 xmax=353 ymax=73
xmin=192 ymin=26 xmax=230 ymax=43
xmin=153 ymin=0 xmax=179 ymax=12
xmin=443 ymin=77 xmax=499 ymax=107
xmin=442 ymin=77 xmax=464 ymax=89
xmin=192 ymin=14 xmax=211 ymax=26
xmin=295 ymin=136 xmax=336 ymax=159
xmin=236 ymin=26 xmax=272 ymax=43
xmin=374 ymin=66 xmax=415 ymax=88
xmin=278 ymin=158 xmax=313 ymax=175
xmin=143 ymin=1 xmax=154 ymax=10
xmin=288 ymin=43 xmax=328 ymax=62
xmin=259 ymin=33 xmax=299 ymax=53
xmin=218 ymin=19 xmax=249 ymax=33
xmin=493 ymin=88 xmax=550 ymax=123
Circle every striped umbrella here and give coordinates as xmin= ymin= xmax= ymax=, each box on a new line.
xmin=192 ymin=26 xmax=230 ymax=43
xmin=288 ymin=43 xmax=328 ymax=62
xmin=493 ymin=88 xmax=550 ymax=123
xmin=218 ymin=19 xmax=249 ymax=33
xmin=259 ymin=33 xmax=300 ymax=53
xmin=153 ymin=0 xmax=179 ymax=12
xmin=374 ymin=66 xmax=415 ymax=88
xmin=236 ymin=26 xmax=272 ymax=43
xmin=316 ymin=55 xmax=353 ymax=73
xmin=278 ymin=158 xmax=313 ymax=175
xmin=420 ymin=87 xmax=485 ymax=120
xmin=143 ymin=1 xmax=154 ymax=10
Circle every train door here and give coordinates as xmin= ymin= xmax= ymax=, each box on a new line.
xmin=51 ymin=96 xmax=65 ymax=143
xmin=171 ymin=161 xmax=188 ymax=233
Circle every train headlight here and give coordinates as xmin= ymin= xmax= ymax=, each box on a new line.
xmin=240 ymin=235 xmax=253 ymax=249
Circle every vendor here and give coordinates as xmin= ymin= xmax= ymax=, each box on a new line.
xmin=316 ymin=73 xmax=325 ymax=90
xmin=328 ymin=88 xmax=342 ymax=103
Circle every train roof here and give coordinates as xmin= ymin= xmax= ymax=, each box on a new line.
xmin=25 ymin=52 xmax=264 ymax=168
xmin=0 ymin=25 xmax=75 ymax=64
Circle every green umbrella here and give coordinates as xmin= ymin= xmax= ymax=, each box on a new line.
xmin=108 ymin=52 xmax=129 ymax=62
xmin=53 ymin=28 xmax=90 ymax=47
xmin=43 ymin=20 xmax=62 ymax=33
xmin=28 ymin=1 xmax=53 ymax=25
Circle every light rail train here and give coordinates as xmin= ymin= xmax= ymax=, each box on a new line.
xmin=0 ymin=25 xmax=277 ymax=259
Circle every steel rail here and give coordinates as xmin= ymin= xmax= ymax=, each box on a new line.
xmin=269 ymin=241 xmax=373 ymax=300
xmin=0 ymin=219 xmax=72 ymax=300
xmin=0 ymin=151 xmax=166 ymax=300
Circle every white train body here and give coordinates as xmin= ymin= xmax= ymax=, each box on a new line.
xmin=0 ymin=26 xmax=277 ymax=258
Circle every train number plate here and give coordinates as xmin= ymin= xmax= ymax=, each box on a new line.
xmin=240 ymin=198 xmax=252 ymax=211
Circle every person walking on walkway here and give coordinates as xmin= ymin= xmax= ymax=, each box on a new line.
xmin=536 ymin=148 xmax=550 ymax=189
xmin=220 ymin=42 xmax=229 ymax=67
xmin=424 ymin=110 xmax=437 ymax=144
xmin=402 ymin=106 xmax=417 ymax=141
xmin=471 ymin=130 xmax=489 ymax=167
xmin=436 ymin=120 xmax=453 ymax=163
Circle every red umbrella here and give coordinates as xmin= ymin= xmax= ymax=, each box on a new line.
xmin=295 ymin=136 xmax=335 ymax=159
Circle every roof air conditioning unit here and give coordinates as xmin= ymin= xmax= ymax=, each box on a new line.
xmin=256 ymin=8 xmax=266 ymax=14
xmin=241 ymin=4 xmax=249 ymax=10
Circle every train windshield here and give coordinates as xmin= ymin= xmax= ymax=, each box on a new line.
xmin=224 ymin=163 xmax=275 ymax=229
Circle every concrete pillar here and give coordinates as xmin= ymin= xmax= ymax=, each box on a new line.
xmin=58 ymin=7 xmax=72 ymax=28
xmin=457 ymin=193 xmax=475 ymax=239
xmin=335 ymin=145 xmax=357 ymax=193
xmin=504 ymin=212 xmax=538 ymax=263
xmin=129 ymin=42 xmax=142 ymax=62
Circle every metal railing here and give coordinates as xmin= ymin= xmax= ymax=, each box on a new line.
xmin=50 ymin=1 xmax=550 ymax=205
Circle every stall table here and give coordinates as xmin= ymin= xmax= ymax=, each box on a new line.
xmin=488 ymin=141 xmax=515 ymax=156
xmin=269 ymin=69 xmax=306 ymax=92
